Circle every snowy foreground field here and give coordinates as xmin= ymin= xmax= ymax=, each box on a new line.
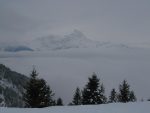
xmin=1 ymin=102 xmax=150 ymax=113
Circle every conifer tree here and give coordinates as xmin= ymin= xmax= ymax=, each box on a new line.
xmin=56 ymin=98 xmax=63 ymax=106
xmin=99 ymin=84 xmax=107 ymax=103
xmin=23 ymin=69 xmax=54 ymax=108
xmin=129 ymin=91 xmax=137 ymax=102
xmin=109 ymin=88 xmax=118 ymax=103
xmin=118 ymin=80 xmax=136 ymax=103
xmin=118 ymin=80 xmax=130 ymax=103
xmin=82 ymin=73 xmax=107 ymax=105
xmin=72 ymin=87 xmax=82 ymax=105
xmin=37 ymin=79 xmax=55 ymax=107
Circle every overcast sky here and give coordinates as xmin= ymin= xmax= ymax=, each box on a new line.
xmin=1 ymin=0 xmax=150 ymax=104
xmin=0 ymin=0 xmax=150 ymax=44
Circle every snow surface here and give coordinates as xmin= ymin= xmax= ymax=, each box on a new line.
xmin=1 ymin=102 xmax=150 ymax=113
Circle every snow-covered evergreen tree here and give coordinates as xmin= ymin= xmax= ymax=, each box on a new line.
xmin=56 ymin=98 xmax=63 ymax=106
xmin=118 ymin=80 xmax=136 ymax=103
xmin=71 ymin=87 xmax=82 ymax=105
xmin=109 ymin=88 xmax=118 ymax=103
xmin=82 ymin=73 xmax=107 ymax=105
xmin=129 ymin=91 xmax=137 ymax=102
xmin=23 ymin=69 xmax=54 ymax=108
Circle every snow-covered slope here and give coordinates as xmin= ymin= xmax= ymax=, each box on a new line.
xmin=0 ymin=64 xmax=29 ymax=107
xmin=1 ymin=102 xmax=150 ymax=113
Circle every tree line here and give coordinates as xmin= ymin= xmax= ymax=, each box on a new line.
xmin=23 ymin=69 xmax=137 ymax=108
xmin=70 ymin=73 xmax=136 ymax=105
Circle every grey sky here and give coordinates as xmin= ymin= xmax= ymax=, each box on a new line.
xmin=0 ymin=0 xmax=150 ymax=43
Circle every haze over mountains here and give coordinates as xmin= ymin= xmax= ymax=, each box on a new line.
xmin=0 ymin=30 xmax=150 ymax=104
xmin=0 ymin=30 xmax=130 ymax=52
xmin=0 ymin=1 xmax=150 ymax=112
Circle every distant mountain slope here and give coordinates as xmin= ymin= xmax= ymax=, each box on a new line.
xmin=29 ymin=30 xmax=104 ymax=51
xmin=0 ymin=64 xmax=29 ymax=107
xmin=0 ymin=45 xmax=33 ymax=52
xmin=0 ymin=30 xmax=129 ymax=52
xmin=29 ymin=30 xmax=129 ymax=51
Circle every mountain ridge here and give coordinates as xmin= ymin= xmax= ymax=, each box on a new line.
xmin=0 ymin=64 xmax=29 ymax=107
xmin=0 ymin=30 xmax=130 ymax=52
xmin=28 ymin=30 xmax=129 ymax=51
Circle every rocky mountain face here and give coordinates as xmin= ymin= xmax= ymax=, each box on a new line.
xmin=0 ymin=64 xmax=29 ymax=107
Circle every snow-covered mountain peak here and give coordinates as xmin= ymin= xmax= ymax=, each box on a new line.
xmin=27 ymin=30 xmax=131 ymax=51
xmin=29 ymin=30 xmax=100 ymax=51
xmin=0 ymin=30 xmax=130 ymax=52
xmin=65 ymin=29 xmax=87 ymax=40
